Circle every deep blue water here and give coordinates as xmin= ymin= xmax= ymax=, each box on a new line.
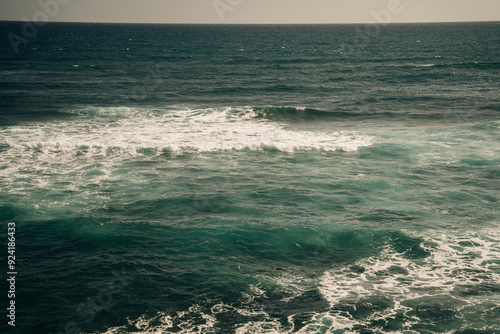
xmin=0 ymin=22 xmax=499 ymax=333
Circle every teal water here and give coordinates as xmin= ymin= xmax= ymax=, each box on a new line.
xmin=0 ymin=22 xmax=499 ymax=333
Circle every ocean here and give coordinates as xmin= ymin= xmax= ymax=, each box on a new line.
xmin=0 ymin=22 xmax=499 ymax=334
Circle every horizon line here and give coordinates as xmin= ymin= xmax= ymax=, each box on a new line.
xmin=1 ymin=19 xmax=499 ymax=25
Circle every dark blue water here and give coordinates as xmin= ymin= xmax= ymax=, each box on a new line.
xmin=0 ymin=22 xmax=499 ymax=333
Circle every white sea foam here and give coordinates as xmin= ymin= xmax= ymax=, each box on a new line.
xmin=1 ymin=107 xmax=373 ymax=160
xmin=0 ymin=106 xmax=374 ymax=192
xmin=316 ymin=230 xmax=500 ymax=333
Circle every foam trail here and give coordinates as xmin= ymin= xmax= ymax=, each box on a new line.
xmin=316 ymin=230 xmax=500 ymax=333
xmin=1 ymin=107 xmax=374 ymax=160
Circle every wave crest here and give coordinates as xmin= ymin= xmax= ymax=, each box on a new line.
xmin=2 ymin=106 xmax=374 ymax=159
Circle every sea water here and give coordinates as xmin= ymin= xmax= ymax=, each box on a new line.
xmin=0 ymin=22 xmax=499 ymax=333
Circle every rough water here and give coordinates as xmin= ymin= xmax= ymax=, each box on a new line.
xmin=0 ymin=22 xmax=499 ymax=333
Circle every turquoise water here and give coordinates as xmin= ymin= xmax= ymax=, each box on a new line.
xmin=0 ymin=22 xmax=499 ymax=333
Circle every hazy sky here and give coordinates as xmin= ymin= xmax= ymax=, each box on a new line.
xmin=1 ymin=0 xmax=499 ymax=24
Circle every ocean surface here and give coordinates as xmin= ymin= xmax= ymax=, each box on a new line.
xmin=0 ymin=22 xmax=499 ymax=334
